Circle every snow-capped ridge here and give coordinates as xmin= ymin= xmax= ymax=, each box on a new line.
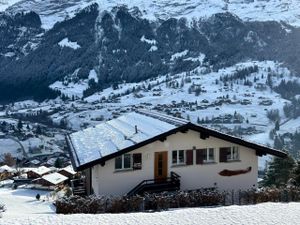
xmin=4 ymin=0 xmax=300 ymax=30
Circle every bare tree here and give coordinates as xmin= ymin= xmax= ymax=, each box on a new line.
xmin=2 ymin=153 xmax=16 ymax=166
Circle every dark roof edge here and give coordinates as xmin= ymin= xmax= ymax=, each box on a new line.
xmin=188 ymin=123 xmax=287 ymax=158
xmin=66 ymin=134 xmax=80 ymax=172
xmin=69 ymin=122 xmax=287 ymax=171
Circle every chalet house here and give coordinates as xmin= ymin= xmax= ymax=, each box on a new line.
xmin=0 ymin=165 xmax=17 ymax=180
xmin=26 ymin=166 xmax=51 ymax=179
xmin=58 ymin=165 xmax=77 ymax=179
xmin=32 ymin=172 xmax=68 ymax=187
xmin=67 ymin=110 xmax=286 ymax=196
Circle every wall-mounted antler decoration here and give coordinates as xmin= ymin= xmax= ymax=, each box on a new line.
xmin=219 ymin=166 xmax=252 ymax=176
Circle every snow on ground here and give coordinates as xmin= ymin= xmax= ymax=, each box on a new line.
xmin=171 ymin=50 xmax=189 ymax=61
xmin=0 ymin=139 xmax=23 ymax=159
xmin=0 ymin=0 xmax=21 ymax=11
xmin=50 ymin=80 xmax=88 ymax=98
xmin=140 ymin=35 xmax=157 ymax=45
xmin=0 ymin=188 xmax=300 ymax=225
xmin=58 ymin=38 xmax=81 ymax=50
xmin=88 ymin=69 xmax=98 ymax=83
xmin=0 ymin=188 xmax=54 ymax=216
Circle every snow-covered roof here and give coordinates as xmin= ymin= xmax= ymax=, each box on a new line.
xmin=60 ymin=165 xmax=76 ymax=175
xmin=68 ymin=110 xmax=188 ymax=168
xmin=30 ymin=159 xmax=40 ymax=165
xmin=68 ymin=110 xmax=287 ymax=170
xmin=41 ymin=172 xmax=68 ymax=185
xmin=0 ymin=165 xmax=16 ymax=173
xmin=29 ymin=166 xmax=51 ymax=176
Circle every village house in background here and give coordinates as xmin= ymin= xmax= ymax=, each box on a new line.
xmin=32 ymin=172 xmax=68 ymax=187
xmin=0 ymin=165 xmax=17 ymax=181
xmin=67 ymin=110 xmax=286 ymax=196
xmin=58 ymin=165 xmax=77 ymax=179
xmin=26 ymin=166 xmax=52 ymax=179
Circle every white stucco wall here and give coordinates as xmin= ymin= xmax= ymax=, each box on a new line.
xmin=91 ymin=130 xmax=258 ymax=196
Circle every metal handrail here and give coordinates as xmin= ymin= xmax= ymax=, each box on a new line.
xmin=128 ymin=171 xmax=180 ymax=196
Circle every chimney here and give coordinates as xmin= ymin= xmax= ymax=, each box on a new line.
xmin=135 ymin=125 xmax=138 ymax=134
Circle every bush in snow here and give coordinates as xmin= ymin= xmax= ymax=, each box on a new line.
xmin=239 ymin=187 xmax=300 ymax=204
xmin=56 ymin=189 xmax=224 ymax=214
xmin=36 ymin=194 xmax=40 ymax=201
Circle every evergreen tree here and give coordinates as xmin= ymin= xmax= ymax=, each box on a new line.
xmin=263 ymin=154 xmax=295 ymax=187
xmin=274 ymin=135 xmax=284 ymax=150
xmin=17 ymin=119 xmax=23 ymax=131
xmin=36 ymin=125 xmax=42 ymax=135
xmin=54 ymin=158 xmax=63 ymax=168
xmin=293 ymin=162 xmax=300 ymax=186
xmin=187 ymin=114 xmax=190 ymax=121
xmin=275 ymin=120 xmax=280 ymax=131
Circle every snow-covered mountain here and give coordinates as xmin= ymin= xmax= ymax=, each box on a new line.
xmin=0 ymin=0 xmax=300 ymax=104
xmin=3 ymin=0 xmax=300 ymax=30
xmin=6 ymin=0 xmax=94 ymax=29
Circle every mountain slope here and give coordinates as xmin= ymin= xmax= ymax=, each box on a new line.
xmin=0 ymin=2 xmax=300 ymax=103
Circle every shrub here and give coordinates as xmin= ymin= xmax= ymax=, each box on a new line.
xmin=56 ymin=189 xmax=223 ymax=214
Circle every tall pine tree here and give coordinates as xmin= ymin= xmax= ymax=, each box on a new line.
xmin=263 ymin=153 xmax=295 ymax=187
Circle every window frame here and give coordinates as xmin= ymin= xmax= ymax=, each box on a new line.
xmin=114 ymin=153 xmax=133 ymax=171
xmin=228 ymin=146 xmax=239 ymax=161
xmin=220 ymin=146 xmax=240 ymax=162
xmin=203 ymin=148 xmax=215 ymax=163
xmin=172 ymin=150 xmax=185 ymax=165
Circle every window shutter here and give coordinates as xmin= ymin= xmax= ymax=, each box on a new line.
xmin=186 ymin=150 xmax=193 ymax=165
xmin=219 ymin=148 xmax=228 ymax=162
xmin=133 ymin=153 xmax=142 ymax=170
xmin=196 ymin=149 xmax=204 ymax=164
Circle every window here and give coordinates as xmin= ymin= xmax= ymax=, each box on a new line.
xmin=219 ymin=147 xmax=239 ymax=162
xmin=115 ymin=153 xmax=142 ymax=170
xmin=196 ymin=148 xmax=215 ymax=164
xmin=203 ymin=148 xmax=215 ymax=162
xmin=115 ymin=156 xmax=122 ymax=170
xmin=124 ymin=154 xmax=131 ymax=169
xmin=230 ymin=146 xmax=239 ymax=161
xmin=172 ymin=150 xmax=185 ymax=165
xmin=132 ymin=153 xmax=142 ymax=170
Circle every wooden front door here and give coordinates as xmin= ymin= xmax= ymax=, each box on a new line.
xmin=154 ymin=151 xmax=168 ymax=181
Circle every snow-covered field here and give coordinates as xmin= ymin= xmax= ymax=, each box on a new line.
xmin=0 ymin=188 xmax=300 ymax=225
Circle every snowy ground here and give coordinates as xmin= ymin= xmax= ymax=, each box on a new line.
xmin=0 ymin=188 xmax=300 ymax=225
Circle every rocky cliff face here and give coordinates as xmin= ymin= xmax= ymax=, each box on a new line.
xmin=0 ymin=2 xmax=299 ymax=102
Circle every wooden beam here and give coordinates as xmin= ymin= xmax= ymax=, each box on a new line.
xmin=256 ymin=150 xmax=264 ymax=157
xmin=200 ymin=132 xmax=209 ymax=140
xmin=159 ymin=137 xmax=167 ymax=142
